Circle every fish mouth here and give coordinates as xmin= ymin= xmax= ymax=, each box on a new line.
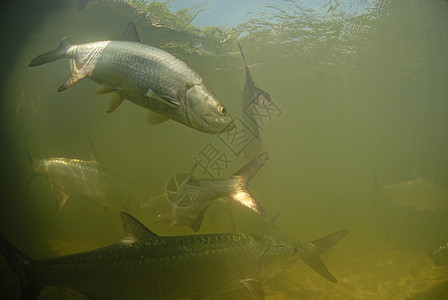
xmin=222 ymin=120 xmax=236 ymax=132
xmin=204 ymin=115 xmax=235 ymax=133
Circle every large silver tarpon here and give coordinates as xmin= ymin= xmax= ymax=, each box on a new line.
xmin=29 ymin=22 xmax=234 ymax=134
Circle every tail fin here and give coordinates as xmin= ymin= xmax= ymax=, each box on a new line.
xmin=228 ymin=152 xmax=269 ymax=217
xmin=0 ymin=234 xmax=41 ymax=299
xmin=25 ymin=150 xmax=37 ymax=185
xmin=301 ymin=229 xmax=349 ymax=283
xmin=28 ymin=37 xmax=72 ymax=67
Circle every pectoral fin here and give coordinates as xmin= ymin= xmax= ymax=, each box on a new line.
xmin=53 ymin=186 xmax=69 ymax=212
xmin=146 ymin=89 xmax=179 ymax=108
xmin=107 ymin=93 xmax=124 ymax=113
xmin=241 ymin=279 xmax=265 ymax=300
xmin=147 ymin=111 xmax=169 ymax=125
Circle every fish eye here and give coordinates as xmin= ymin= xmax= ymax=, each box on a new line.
xmin=219 ymin=106 xmax=227 ymax=115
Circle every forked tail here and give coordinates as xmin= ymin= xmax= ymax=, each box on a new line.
xmin=28 ymin=37 xmax=72 ymax=67
xmin=301 ymin=229 xmax=349 ymax=283
xmin=228 ymin=152 xmax=269 ymax=217
xmin=0 ymin=234 xmax=41 ymax=299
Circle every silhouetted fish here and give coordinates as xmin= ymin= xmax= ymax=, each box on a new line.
xmin=0 ymin=212 xmax=349 ymax=299
xmin=374 ymin=176 xmax=448 ymax=213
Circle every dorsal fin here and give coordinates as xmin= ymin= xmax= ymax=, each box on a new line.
xmin=120 ymin=212 xmax=158 ymax=244
xmin=121 ymin=22 xmax=141 ymax=42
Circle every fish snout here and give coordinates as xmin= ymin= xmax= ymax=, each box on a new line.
xmin=222 ymin=119 xmax=236 ymax=132
xmin=203 ymin=114 xmax=235 ymax=134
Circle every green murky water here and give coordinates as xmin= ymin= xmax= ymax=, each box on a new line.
xmin=1 ymin=0 xmax=448 ymax=299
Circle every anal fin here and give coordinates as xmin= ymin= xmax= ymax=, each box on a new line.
xmin=53 ymin=186 xmax=69 ymax=212
xmin=147 ymin=111 xmax=169 ymax=125
xmin=107 ymin=93 xmax=124 ymax=113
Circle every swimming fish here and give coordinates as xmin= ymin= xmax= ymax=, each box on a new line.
xmin=237 ymin=43 xmax=272 ymax=110
xmin=166 ymin=152 xmax=269 ymax=231
xmin=430 ymin=239 xmax=448 ymax=266
xmin=0 ymin=211 xmax=349 ymax=299
xmin=374 ymin=176 xmax=448 ymax=213
xmin=237 ymin=43 xmax=273 ymax=158
xmin=26 ymin=150 xmax=139 ymax=212
xmin=29 ymin=22 xmax=234 ymax=134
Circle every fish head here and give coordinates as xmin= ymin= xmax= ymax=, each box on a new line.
xmin=182 ymin=83 xmax=234 ymax=134
xmin=259 ymin=237 xmax=300 ymax=279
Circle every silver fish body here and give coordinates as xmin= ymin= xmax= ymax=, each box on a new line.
xmin=0 ymin=212 xmax=349 ymax=299
xmin=30 ymin=155 xmax=138 ymax=212
xmin=29 ymin=22 xmax=234 ymax=134
xmin=167 ymin=152 xmax=269 ymax=231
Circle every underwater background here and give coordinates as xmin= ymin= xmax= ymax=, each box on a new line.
xmin=0 ymin=0 xmax=448 ymax=298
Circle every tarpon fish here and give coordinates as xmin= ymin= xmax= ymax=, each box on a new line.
xmin=237 ymin=43 xmax=272 ymax=110
xmin=374 ymin=176 xmax=448 ymax=213
xmin=29 ymin=22 xmax=234 ymax=134
xmin=27 ymin=150 xmax=139 ymax=212
xmin=0 ymin=211 xmax=349 ymax=299
xmin=430 ymin=240 xmax=448 ymax=266
xmin=166 ymin=152 xmax=269 ymax=231
xmin=237 ymin=43 xmax=273 ymax=158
